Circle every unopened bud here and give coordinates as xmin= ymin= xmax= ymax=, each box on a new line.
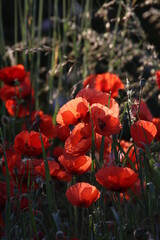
xmin=1 ymin=115 xmax=10 ymax=127
xmin=56 ymin=231 xmax=64 ymax=240
xmin=35 ymin=176 xmax=44 ymax=188
xmin=139 ymin=78 xmax=146 ymax=88
xmin=13 ymin=186 xmax=18 ymax=195
xmin=14 ymin=79 xmax=20 ymax=86
xmin=13 ymin=167 xmax=18 ymax=176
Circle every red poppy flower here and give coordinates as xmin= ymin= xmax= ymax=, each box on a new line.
xmin=35 ymin=160 xmax=58 ymax=176
xmin=66 ymin=182 xmax=100 ymax=207
xmin=53 ymin=146 xmax=64 ymax=159
xmin=0 ymin=65 xmax=26 ymax=85
xmin=130 ymin=120 xmax=157 ymax=148
xmin=91 ymin=103 xmax=122 ymax=136
xmin=131 ymin=99 xmax=153 ymax=122
xmin=11 ymin=195 xmax=30 ymax=211
xmin=33 ymin=231 xmax=45 ymax=240
xmin=0 ymin=72 xmax=31 ymax=101
xmin=95 ymin=133 xmax=112 ymax=164
xmin=83 ymin=72 xmax=124 ymax=98
xmin=76 ymin=88 xmax=120 ymax=117
xmin=95 ymin=133 xmax=112 ymax=151
xmin=64 ymin=123 xmax=92 ymax=157
xmin=130 ymin=178 xmax=145 ymax=197
xmin=152 ymin=118 xmax=160 ymax=140
xmin=56 ymin=97 xmax=89 ymax=126
xmin=120 ymin=178 xmax=145 ymax=203
xmin=5 ymin=99 xmax=30 ymax=117
xmin=56 ymin=125 xmax=70 ymax=142
xmin=156 ymin=70 xmax=160 ymax=89
xmin=3 ymin=156 xmax=43 ymax=193
xmin=58 ymin=155 xmax=91 ymax=174
xmin=20 ymin=196 xmax=30 ymax=210
xmin=119 ymin=140 xmax=136 ymax=164
xmin=95 ymin=165 xmax=138 ymax=192
xmin=31 ymin=111 xmax=57 ymax=139
xmin=5 ymin=89 xmax=35 ymax=117
xmin=8 ymin=158 xmax=43 ymax=193
xmin=6 ymin=160 xmax=41 ymax=194
xmin=2 ymin=146 xmax=43 ymax=189
xmin=2 ymin=146 xmax=21 ymax=176
xmin=35 ymin=161 xmax=72 ymax=182
xmin=14 ymin=131 xmax=50 ymax=156
xmin=13 ymin=159 xmax=43 ymax=179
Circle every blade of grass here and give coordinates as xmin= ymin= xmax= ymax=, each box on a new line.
xmin=29 ymin=203 xmax=39 ymax=240
xmin=111 ymin=206 xmax=123 ymax=240
xmin=39 ymin=130 xmax=57 ymax=235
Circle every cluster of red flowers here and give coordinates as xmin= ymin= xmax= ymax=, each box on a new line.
xmin=1 ymin=65 xmax=160 ymax=238
xmin=55 ymin=72 xmax=140 ymax=206
xmin=0 ymin=65 xmax=34 ymax=117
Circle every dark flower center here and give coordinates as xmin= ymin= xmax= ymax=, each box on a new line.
xmin=98 ymin=118 xmax=106 ymax=131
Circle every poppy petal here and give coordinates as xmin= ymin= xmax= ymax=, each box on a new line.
xmin=130 ymin=120 xmax=157 ymax=148
xmin=56 ymin=97 xmax=89 ymax=126
xmin=76 ymin=88 xmax=119 ymax=117
xmin=64 ymin=123 xmax=92 ymax=157
xmin=91 ymin=103 xmax=122 ymax=136
xmin=58 ymin=155 xmax=91 ymax=174
xmin=66 ymin=182 xmax=100 ymax=207
xmin=95 ymin=166 xmax=138 ymax=193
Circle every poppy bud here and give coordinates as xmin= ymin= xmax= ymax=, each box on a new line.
xmin=83 ymin=208 xmax=88 ymax=219
xmin=35 ymin=176 xmax=43 ymax=185
xmin=33 ymin=230 xmax=44 ymax=240
xmin=133 ymin=228 xmax=151 ymax=240
xmin=56 ymin=231 xmax=64 ymax=240
xmin=1 ymin=115 xmax=10 ymax=127
xmin=15 ymin=225 xmax=20 ymax=238
xmin=14 ymin=79 xmax=20 ymax=86
xmin=13 ymin=167 xmax=18 ymax=176
xmin=139 ymin=78 xmax=146 ymax=89
xmin=13 ymin=186 xmax=18 ymax=195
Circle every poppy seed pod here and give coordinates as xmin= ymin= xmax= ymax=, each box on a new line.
xmin=1 ymin=115 xmax=10 ymax=127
